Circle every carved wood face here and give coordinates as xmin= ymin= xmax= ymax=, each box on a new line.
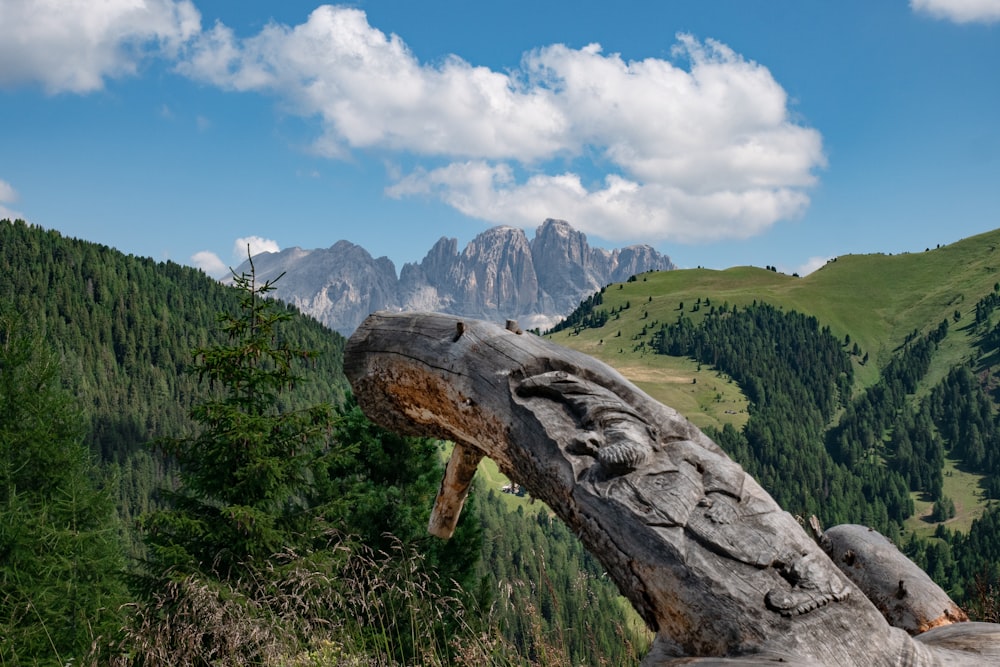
xmin=347 ymin=312 xmax=1000 ymax=665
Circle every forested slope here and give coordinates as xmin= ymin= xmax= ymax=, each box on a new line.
xmin=0 ymin=219 xmax=349 ymax=548
xmin=0 ymin=218 xmax=638 ymax=665
xmin=545 ymin=228 xmax=1000 ymax=611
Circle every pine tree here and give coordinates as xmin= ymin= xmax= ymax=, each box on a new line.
xmin=0 ymin=308 xmax=127 ymax=663
xmin=141 ymin=257 xmax=347 ymax=581
xmin=131 ymin=257 xmax=483 ymax=665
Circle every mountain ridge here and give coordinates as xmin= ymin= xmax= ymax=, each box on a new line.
xmin=232 ymin=219 xmax=676 ymax=335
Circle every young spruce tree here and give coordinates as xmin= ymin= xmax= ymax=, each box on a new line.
xmin=134 ymin=257 xmax=484 ymax=664
xmin=141 ymin=257 xmax=348 ymax=582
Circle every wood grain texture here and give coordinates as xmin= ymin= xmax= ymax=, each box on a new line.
xmin=820 ymin=523 xmax=968 ymax=633
xmin=345 ymin=311 xmax=998 ymax=665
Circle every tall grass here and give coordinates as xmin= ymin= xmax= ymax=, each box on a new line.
xmin=114 ymin=533 xmax=549 ymax=666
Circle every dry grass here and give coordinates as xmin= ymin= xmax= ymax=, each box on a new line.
xmin=968 ymin=572 xmax=1000 ymax=624
xmin=116 ymin=534 xmax=522 ymax=667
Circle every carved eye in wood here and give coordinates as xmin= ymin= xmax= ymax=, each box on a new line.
xmin=566 ymin=432 xmax=601 ymax=458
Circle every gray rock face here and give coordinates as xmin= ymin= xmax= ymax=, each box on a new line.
xmin=231 ymin=219 xmax=674 ymax=335
xmin=230 ymin=241 xmax=399 ymax=335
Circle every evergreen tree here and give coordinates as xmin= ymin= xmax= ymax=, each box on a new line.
xmin=322 ymin=399 xmax=482 ymax=591
xmin=133 ymin=258 xmax=482 ymax=664
xmin=0 ymin=219 xmax=351 ymax=561
xmin=0 ymin=308 xmax=127 ymax=664
xmin=141 ymin=257 xmax=347 ymax=581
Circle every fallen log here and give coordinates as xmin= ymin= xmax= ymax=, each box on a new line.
xmin=344 ymin=312 xmax=1000 ymax=665
xmin=817 ymin=523 xmax=968 ymax=634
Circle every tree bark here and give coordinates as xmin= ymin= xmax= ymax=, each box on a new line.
xmin=344 ymin=312 xmax=999 ymax=665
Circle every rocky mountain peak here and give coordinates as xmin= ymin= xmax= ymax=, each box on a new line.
xmin=531 ymin=219 xmax=599 ymax=304
xmin=455 ymin=226 xmax=537 ymax=315
xmin=232 ymin=220 xmax=674 ymax=335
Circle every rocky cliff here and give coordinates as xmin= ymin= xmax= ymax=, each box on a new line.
xmin=232 ymin=219 xmax=675 ymax=335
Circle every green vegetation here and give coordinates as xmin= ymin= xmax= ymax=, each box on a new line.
xmin=127 ymin=260 xmax=490 ymax=664
xmin=0 ymin=309 xmax=127 ymax=664
xmin=140 ymin=259 xmax=348 ymax=582
xmin=908 ymin=458 xmax=987 ymax=538
xmin=475 ymin=490 xmax=651 ymax=665
xmin=10 ymin=213 xmax=1000 ymax=663
xmin=0 ymin=219 xmax=350 ymax=566
xmin=0 ymin=219 xmax=639 ymax=665
xmin=550 ymin=231 xmax=1000 ymax=397
xmin=546 ymin=230 xmax=1000 ymax=610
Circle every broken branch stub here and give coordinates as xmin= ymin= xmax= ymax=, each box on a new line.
xmin=344 ymin=311 xmax=999 ymax=665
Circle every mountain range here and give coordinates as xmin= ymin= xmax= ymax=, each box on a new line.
xmin=231 ymin=218 xmax=675 ymax=335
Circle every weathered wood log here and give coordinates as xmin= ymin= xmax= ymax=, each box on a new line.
xmin=344 ymin=312 xmax=1000 ymax=665
xmin=817 ymin=523 xmax=968 ymax=634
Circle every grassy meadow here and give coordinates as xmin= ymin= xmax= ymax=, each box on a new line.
xmin=543 ymin=227 xmax=1000 ymax=534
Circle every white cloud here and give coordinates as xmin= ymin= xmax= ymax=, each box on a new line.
xmin=191 ymin=235 xmax=280 ymax=278
xmin=233 ymin=235 xmax=280 ymax=261
xmin=387 ymin=161 xmax=808 ymax=243
xmin=911 ymin=0 xmax=1000 ymax=23
xmin=190 ymin=250 xmax=227 ymax=276
xmin=180 ymin=7 xmax=567 ymax=161
xmin=794 ymin=256 xmax=830 ymax=276
xmin=179 ymin=7 xmax=824 ymax=245
xmin=0 ymin=178 xmax=17 ymax=204
xmin=0 ymin=178 xmax=21 ymax=220
xmin=0 ymin=0 xmax=201 ymax=94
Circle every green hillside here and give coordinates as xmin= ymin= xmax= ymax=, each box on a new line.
xmin=543 ymin=227 xmax=1000 ymax=607
xmin=547 ymin=228 xmax=1000 ymax=426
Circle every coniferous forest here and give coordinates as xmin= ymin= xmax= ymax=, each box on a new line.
xmin=648 ymin=303 xmax=1000 ymax=605
xmin=0 ymin=219 xmax=638 ymax=665
xmin=7 ymin=217 xmax=1000 ymax=664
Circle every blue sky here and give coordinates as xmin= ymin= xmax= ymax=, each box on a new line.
xmin=1 ymin=0 xmax=998 ymax=278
